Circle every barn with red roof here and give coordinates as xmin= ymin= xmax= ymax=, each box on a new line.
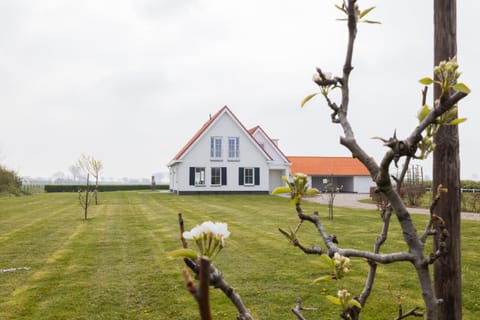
xmin=287 ymin=156 xmax=373 ymax=193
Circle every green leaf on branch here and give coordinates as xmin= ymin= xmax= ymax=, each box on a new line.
xmin=419 ymin=77 xmax=434 ymax=85
xmin=417 ymin=105 xmax=431 ymax=122
xmin=348 ymin=299 xmax=362 ymax=309
xmin=361 ymin=19 xmax=381 ymax=24
xmin=306 ymin=188 xmax=320 ymax=195
xmin=449 ymin=117 xmax=467 ymax=125
xmin=272 ymin=186 xmax=292 ymax=195
xmin=359 ymin=6 xmax=376 ymax=19
xmin=169 ymin=248 xmax=198 ymax=260
xmin=453 ymin=82 xmax=471 ymax=94
xmin=334 ymin=4 xmax=347 ymax=14
xmin=320 ymin=253 xmax=335 ymax=269
xmin=301 ymin=92 xmax=320 ymax=107
xmin=312 ymin=275 xmax=333 ymax=283
xmin=326 ymin=295 xmax=342 ymax=306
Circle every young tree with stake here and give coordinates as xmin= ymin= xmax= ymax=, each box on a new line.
xmin=77 ymin=154 xmax=103 ymax=205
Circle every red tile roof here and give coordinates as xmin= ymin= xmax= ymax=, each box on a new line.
xmin=248 ymin=125 xmax=289 ymax=163
xmin=287 ymin=156 xmax=370 ymax=176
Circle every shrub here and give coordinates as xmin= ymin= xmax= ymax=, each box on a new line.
xmin=0 ymin=165 xmax=22 ymax=196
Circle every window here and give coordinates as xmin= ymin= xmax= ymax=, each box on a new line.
xmin=189 ymin=167 xmax=205 ymax=186
xmin=210 ymin=137 xmax=222 ymax=159
xmin=244 ymin=168 xmax=254 ymax=185
xmin=211 ymin=167 xmax=227 ymax=186
xmin=239 ymin=167 xmax=260 ymax=186
xmin=228 ymin=137 xmax=240 ymax=159
xmin=211 ymin=167 xmax=221 ymax=185
xmin=195 ymin=168 xmax=205 ymax=185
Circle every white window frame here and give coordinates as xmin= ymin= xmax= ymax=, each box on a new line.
xmin=244 ymin=167 xmax=254 ymax=186
xmin=195 ymin=167 xmax=206 ymax=186
xmin=228 ymin=137 xmax=240 ymax=160
xmin=210 ymin=136 xmax=222 ymax=160
xmin=211 ymin=167 xmax=221 ymax=186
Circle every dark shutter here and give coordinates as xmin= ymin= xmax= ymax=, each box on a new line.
xmin=254 ymin=167 xmax=260 ymax=185
xmin=239 ymin=167 xmax=244 ymax=185
xmin=189 ymin=167 xmax=195 ymax=185
xmin=221 ymin=167 xmax=227 ymax=185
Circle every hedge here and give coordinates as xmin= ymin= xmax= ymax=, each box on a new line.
xmin=423 ymin=180 xmax=480 ymax=192
xmin=44 ymin=184 xmax=169 ymax=193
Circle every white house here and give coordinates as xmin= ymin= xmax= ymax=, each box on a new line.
xmin=168 ymin=106 xmax=290 ymax=194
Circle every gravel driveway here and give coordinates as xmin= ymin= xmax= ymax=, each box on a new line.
xmin=304 ymin=193 xmax=480 ymax=221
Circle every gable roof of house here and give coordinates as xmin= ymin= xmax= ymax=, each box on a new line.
xmin=287 ymin=156 xmax=370 ymax=176
xmin=169 ymin=106 xmax=274 ymax=165
xmin=248 ymin=125 xmax=290 ymax=164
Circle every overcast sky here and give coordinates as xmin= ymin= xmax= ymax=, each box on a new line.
xmin=1 ymin=0 xmax=478 ymax=182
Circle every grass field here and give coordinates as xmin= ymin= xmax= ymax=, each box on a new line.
xmin=0 ymin=192 xmax=478 ymax=319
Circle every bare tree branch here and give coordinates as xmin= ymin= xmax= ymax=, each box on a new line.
xmin=395 ymin=306 xmax=423 ymax=319
xmin=359 ymin=205 xmax=394 ymax=305
xmin=296 ymin=207 xmax=415 ymax=264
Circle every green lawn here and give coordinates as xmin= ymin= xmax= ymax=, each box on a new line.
xmin=0 ymin=192 xmax=478 ymax=319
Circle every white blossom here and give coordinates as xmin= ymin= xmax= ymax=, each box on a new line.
xmin=182 ymin=221 xmax=231 ymax=258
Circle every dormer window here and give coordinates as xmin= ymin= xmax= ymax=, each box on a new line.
xmin=210 ymin=136 xmax=222 ymax=160
xmin=228 ymin=137 xmax=240 ymax=160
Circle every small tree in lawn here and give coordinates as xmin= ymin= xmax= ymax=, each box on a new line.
xmin=77 ymin=154 xmax=103 ymax=205
xmin=324 ymin=174 xmax=343 ymax=220
xmin=78 ymin=174 xmax=92 ymax=220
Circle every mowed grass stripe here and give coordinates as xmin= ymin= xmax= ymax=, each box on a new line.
xmin=0 ymin=197 xmax=91 ymax=318
xmin=0 ymin=193 xmax=78 ymax=244
xmin=86 ymin=192 xmax=166 ymax=319
xmin=0 ymin=194 xmax=83 ymax=273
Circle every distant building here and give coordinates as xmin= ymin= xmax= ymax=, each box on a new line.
xmin=287 ymin=156 xmax=374 ymax=193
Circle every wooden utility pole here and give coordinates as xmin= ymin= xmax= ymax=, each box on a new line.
xmin=432 ymin=1 xmax=462 ymax=319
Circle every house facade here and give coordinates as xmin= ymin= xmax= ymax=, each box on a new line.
xmin=168 ymin=106 xmax=290 ymax=194
xmin=287 ymin=156 xmax=374 ymax=193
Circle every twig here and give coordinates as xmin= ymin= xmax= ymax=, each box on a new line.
xmin=291 ymin=297 xmax=314 ymax=320
xmin=178 ymin=213 xmax=188 ymax=249
xmin=395 ymin=306 xmax=423 ymax=319
xmin=293 ymin=241 xmax=325 ymax=255
xmin=182 ymin=268 xmax=197 ymax=296
xmin=396 ymin=156 xmax=412 ymax=192
xmin=421 ymin=86 xmax=429 ymax=106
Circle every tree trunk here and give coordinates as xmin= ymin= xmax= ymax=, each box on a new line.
xmin=432 ymin=1 xmax=462 ymax=319
xmin=84 ymin=174 xmax=90 ymax=220
xmin=95 ymin=176 xmax=99 ymax=205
